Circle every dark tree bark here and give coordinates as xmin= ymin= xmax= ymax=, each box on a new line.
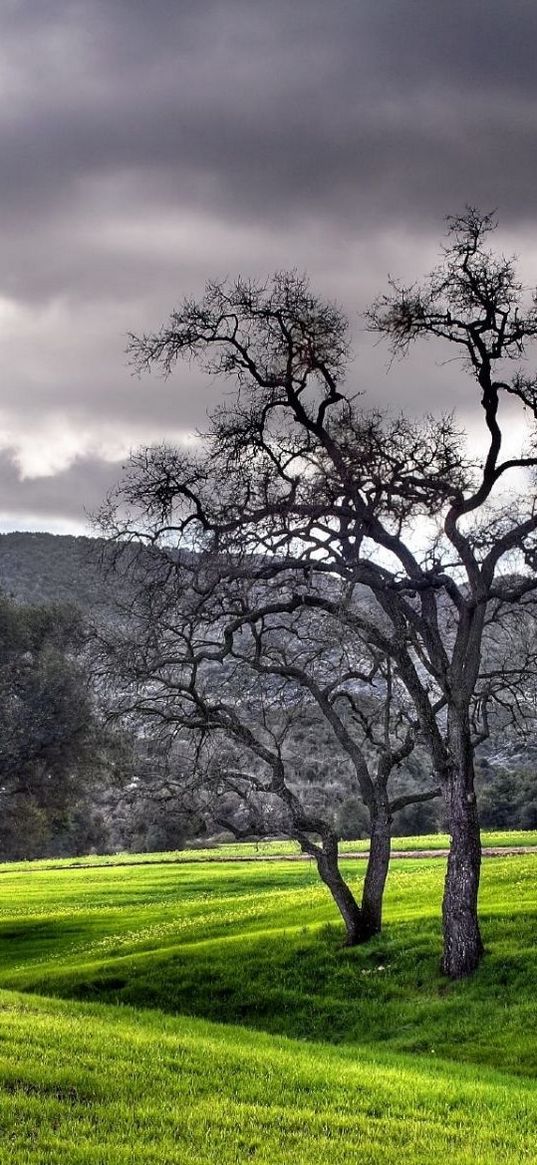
xmin=314 ymin=834 xmax=365 ymax=945
xmin=360 ymin=804 xmax=392 ymax=939
xmin=299 ymin=797 xmax=397 ymax=947
xmin=441 ymin=715 xmax=484 ymax=977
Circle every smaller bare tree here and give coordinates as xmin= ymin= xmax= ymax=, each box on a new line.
xmin=99 ymin=554 xmax=440 ymax=944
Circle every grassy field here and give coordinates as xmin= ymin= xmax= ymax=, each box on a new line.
xmin=1 ymin=827 xmax=536 ymax=873
xmin=0 ymin=836 xmax=536 ymax=1161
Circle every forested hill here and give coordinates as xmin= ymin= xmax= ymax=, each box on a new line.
xmin=0 ymin=532 xmax=113 ymax=611
xmin=0 ymin=531 xmax=535 ymax=846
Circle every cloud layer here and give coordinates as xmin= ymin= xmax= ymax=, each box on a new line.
xmin=2 ymin=0 xmax=537 ymax=528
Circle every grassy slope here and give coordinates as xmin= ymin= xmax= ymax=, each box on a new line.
xmin=0 ymin=847 xmax=536 ymax=1162
xmin=1 ymin=990 xmax=537 ymax=1164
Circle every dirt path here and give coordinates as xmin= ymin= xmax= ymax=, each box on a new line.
xmin=182 ymin=845 xmax=537 ymax=862
xmin=6 ymin=845 xmax=537 ymax=874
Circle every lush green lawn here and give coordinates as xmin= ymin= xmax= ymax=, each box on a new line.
xmin=0 ymin=843 xmax=536 ymax=1161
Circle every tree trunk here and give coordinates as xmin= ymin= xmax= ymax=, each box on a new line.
xmin=361 ymin=807 xmax=391 ymax=939
xmin=315 ymin=835 xmax=365 ymax=945
xmin=442 ymin=714 xmax=484 ymax=978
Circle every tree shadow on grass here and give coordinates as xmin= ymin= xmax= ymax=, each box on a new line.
xmin=10 ymin=911 xmax=537 ymax=1075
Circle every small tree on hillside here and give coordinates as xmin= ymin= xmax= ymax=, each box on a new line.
xmin=0 ymin=598 xmax=107 ymax=858
xmin=101 ymin=211 xmax=537 ymax=976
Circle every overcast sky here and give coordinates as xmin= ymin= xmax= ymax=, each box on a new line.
xmin=2 ymin=0 xmax=537 ymax=532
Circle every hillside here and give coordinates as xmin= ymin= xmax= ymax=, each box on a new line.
xmin=0 ymin=532 xmax=114 ymax=612
xmin=0 ymin=531 xmax=534 ymax=849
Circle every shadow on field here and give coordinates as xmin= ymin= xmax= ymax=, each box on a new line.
xmin=12 ymin=911 xmax=537 ymax=1076
xmin=0 ymin=918 xmax=83 ymax=973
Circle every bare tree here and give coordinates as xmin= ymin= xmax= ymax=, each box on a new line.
xmin=100 ymin=555 xmax=440 ymax=944
xmin=101 ymin=212 xmax=537 ymax=976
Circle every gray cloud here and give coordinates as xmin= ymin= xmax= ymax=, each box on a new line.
xmin=1 ymin=0 xmax=537 ymax=528
xmin=4 ymin=0 xmax=537 ymax=231
xmin=0 ymin=448 xmax=123 ymax=531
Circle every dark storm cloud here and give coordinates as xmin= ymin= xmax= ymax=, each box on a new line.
xmin=4 ymin=0 xmax=537 ymax=234
xmin=2 ymin=0 xmax=537 ymax=527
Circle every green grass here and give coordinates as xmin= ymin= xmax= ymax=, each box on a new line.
xmin=0 ymin=844 xmax=536 ymax=1161
xmin=1 ymin=990 xmax=536 ymax=1164
xmin=1 ymin=827 xmax=536 ymax=873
